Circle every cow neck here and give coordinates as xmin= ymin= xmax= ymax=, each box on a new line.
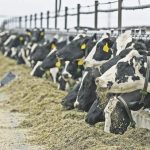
xmin=117 ymin=96 xmax=136 ymax=128
xmin=139 ymin=56 xmax=150 ymax=104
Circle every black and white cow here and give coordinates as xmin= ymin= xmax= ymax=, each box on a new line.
xmin=95 ymin=50 xmax=149 ymax=93
xmin=18 ymin=28 xmax=45 ymax=66
xmin=61 ymin=83 xmax=81 ymax=110
xmin=104 ymin=90 xmax=150 ymax=134
xmin=56 ymin=33 xmax=97 ymax=61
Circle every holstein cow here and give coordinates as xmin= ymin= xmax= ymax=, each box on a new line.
xmin=61 ymin=83 xmax=81 ymax=110
xmin=56 ymin=33 xmax=97 ymax=61
xmin=96 ymin=49 xmax=150 ymax=134
xmin=3 ymin=34 xmax=27 ymax=58
xmin=61 ymin=33 xmax=97 ymax=79
xmin=61 ymin=31 xmax=132 ymax=111
xmin=95 ymin=50 xmax=149 ymax=93
xmin=103 ymin=90 xmax=150 ymax=134
xmin=84 ymin=34 xmax=148 ymax=124
xmin=19 ymin=28 xmax=45 ymax=67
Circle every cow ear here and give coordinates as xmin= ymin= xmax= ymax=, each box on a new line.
xmin=103 ymin=43 xmax=110 ymax=53
xmin=80 ymin=38 xmax=89 ymax=50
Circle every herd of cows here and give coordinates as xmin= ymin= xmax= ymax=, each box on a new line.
xmin=0 ymin=28 xmax=150 ymax=135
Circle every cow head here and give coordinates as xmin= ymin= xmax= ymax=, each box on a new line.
xmin=56 ymin=33 xmax=97 ymax=61
xmin=85 ymin=33 xmax=114 ymax=67
xmin=96 ymin=50 xmax=148 ymax=93
xmin=29 ymin=28 xmax=45 ymax=43
xmin=85 ymin=99 xmax=105 ymax=125
xmin=61 ymin=83 xmax=80 ymax=110
xmin=112 ymin=30 xmax=133 ymax=56
xmin=62 ymin=59 xmax=84 ymax=81
xmin=74 ymin=68 xmax=100 ymax=112
xmin=104 ymin=96 xmax=130 ymax=134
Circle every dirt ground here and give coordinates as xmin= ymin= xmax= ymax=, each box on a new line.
xmin=0 ymin=54 xmax=150 ymax=150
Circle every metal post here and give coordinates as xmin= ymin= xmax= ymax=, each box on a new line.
xmin=40 ymin=12 xmax=43 ymax=28
xmin=118 ymin=0 xmax=123 ymax=30
xmin=19 ymin=17 xmax=22 ymax=28
xmin=64 ymin=7 xmax=68 ymax=30
xmin=77 ymin=4 xmax=80 ymax=30
xmin=34 ymin=13 xmax=37 ymax=28
xmin=30 ymin=15 xmax=32 ymax=28
xmin=25 ymin=16 xmax=27 ymax=28
xmin=55 ymin=0 xmax=58 ymax=29
xmin=47 ymin=11 xmax=50 ymax=29
xmin=95 ymin=1 xmax=98 ymax=30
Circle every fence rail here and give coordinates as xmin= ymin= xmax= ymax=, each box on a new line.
xmin=1 ymin=0 xmax=150 ymax=32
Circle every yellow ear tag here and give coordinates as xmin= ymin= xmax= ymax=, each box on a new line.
xmin=81 ymin=43 xmax=86 ymax=50
xmin=51 ymin=44 xmax=57 ymax=49
xmin=77 ymin=59 xmax=84 ymax=66
xmin=27 ymin=32 xmax=31 ymax=36
xmin=103 ymin=43 xmax=110 ymax=53
xmin=40 ymin=32 xmax=44 ymax=36
xmin=55 ymin=61 xmax=61 ymax=68
xmin=19 ymin=37 xmax=24 ymax=41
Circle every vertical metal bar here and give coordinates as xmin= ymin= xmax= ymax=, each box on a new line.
xmin=95 ymin=1 xmax=98 ymax=29
xmin=118 ymin=0 xmax=123 ymax=31
xmin=77 ymin=4 xmax=80 ymax=30
xmin=19 ymin=17 xmax=22 ymax=28
xmin=47 ymin=11 xmax=50 ymax=29
xmin=30 ymin=15 xmax=32 ymax=28
xmin=25 ymin=16 xmax=27 ymax=28
xmin=55 ymin=0 xmax=58 ymax=29
xmin=64 ymin=7 xmax=68 ymax=30
xmin=40 ymin=12 xmax=43 ymax=28
xmin=34 ymin=13 xmax=37 ymax=28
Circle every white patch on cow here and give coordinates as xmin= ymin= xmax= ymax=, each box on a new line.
xmin=4 ymin=35 xmax=16 ymax=46
xmin=116 ymin=30 xmax=132 ymax=55
xmin=50 ymin=67 xmax=59 ymax=84
xmin=62 ymin=61 xmax=72 ymax=80
xmin=0 ymin=31 xmax=8 ymax=36
xmin=104 ymin=96 xmax=118 ymax=133
xmin=47 ymin=48 xmax=57 ymax=57
xmin=21 ymin=48 xmax=31 ymax=67
xmin=31 ymin=43 xmax=38 ymax=54
xmin=30 ymin=61 xmax=42 ymax=76
xmin=96 ymin=50 xmax=146 ymax=93
xmin=74 ymin=71 xmax=88 ymax=108
xmin=11 ymin=47 xmax=17 ymax=57
xmin=85 ymin=33 xmax=110 ymax=68
xmin=73 ymin=33 xmax=86 ymax=41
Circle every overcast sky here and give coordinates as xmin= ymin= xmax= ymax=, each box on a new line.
xmin=0 ymin=0 xmax=150 ymax=28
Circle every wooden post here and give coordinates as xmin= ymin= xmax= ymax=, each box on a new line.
xmin=47 ymin=11 xmax=50 ymax=29
xmin=118 ymin=0 xmax=123 ymax=30
xmin=55 ymin=0 xmax=58 ymax=29
xmin=40 ymin=12 xmax=43 ymax=28
xmin=30 ymin=15 xmax=32 ymax=28
xmin=95 ymin=1 xmax=98 ymax=29
xmin=34 ymin=13 xmax=37 ymax=28
xmin=77 ymin=4 xmax=80 ymax=30
xmin=19 ymin=17 xmax=22 ymax=28
xmin=64 ymin=7 xmax=68 ymax=30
